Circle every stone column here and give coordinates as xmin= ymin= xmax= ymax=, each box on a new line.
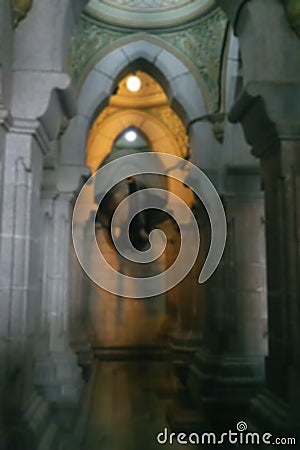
xmin=0 ymin=127 xmax=59 ymax=447
xmin=247 ymin=141 xmax=300 ymax=438
xmin=69 ymin=221 xmax=93 ymax=378
xmin=82 ymin=211 xmax=99 ymax=348
xmin=157 ymin=218 xmax=180 ymax=340
xmin=166 ymin=203 xmax=211 ymax=433
xmin=214 ymin=0 xmax=300 ymax=436
xmin=188 ymin=169 xmax=268 ymax=428
xmin=170 ymin=206 xmax=209 ymax=385
xmin=35 ymin=191 xmax=83 ymax=412
xmin=0 ymin=125 xmax=8 ymax=448
xmin=223 ymin=39 xmax=300 ymax=441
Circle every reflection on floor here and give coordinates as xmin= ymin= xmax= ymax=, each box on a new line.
xmin=80 ymin=361 xmax=195 ymax=450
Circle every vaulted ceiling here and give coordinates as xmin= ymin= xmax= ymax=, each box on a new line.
xmin=85 ymin=0 xmax=216 ymax=29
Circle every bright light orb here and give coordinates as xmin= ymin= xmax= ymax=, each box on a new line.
xmin=125 ymin=130 xmax=138 ymax=142
xmin=126 ymin=75 xmax=142 ymax=92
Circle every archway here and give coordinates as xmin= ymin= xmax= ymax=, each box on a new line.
xmin=80 ymin=68 xmax=198 ymax=350
xmin=60 ymin=35 xmax=210 ymax=183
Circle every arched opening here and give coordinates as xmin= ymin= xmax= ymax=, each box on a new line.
xmin=80 ymin=69 xmax=197 ymax=353
xmin=60 ymin=37 xmax=211 ymax=176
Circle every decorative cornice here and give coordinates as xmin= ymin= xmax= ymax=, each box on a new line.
xmin=7 ymin=117 xmax=53 ymax=155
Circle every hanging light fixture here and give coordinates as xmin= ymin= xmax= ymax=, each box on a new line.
xmin=125 ymin=130 xmax=138 ymax=142
xmin=126 ymin=74 xmax=142 ymax=92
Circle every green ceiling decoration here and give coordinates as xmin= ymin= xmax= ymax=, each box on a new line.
xmin=70 ymin=20 xmax=127 ymax=83
xmin=70 ymin=8 xmax=228 ymax=111
xmin=160 ymin=9 xmax=227 ymax=109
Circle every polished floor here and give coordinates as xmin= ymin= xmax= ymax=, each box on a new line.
xmin=78 ymin=360 xmax=195 ymax=450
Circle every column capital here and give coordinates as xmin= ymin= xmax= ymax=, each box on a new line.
xmin=11 ymin=72 xmax=77 ymax=144
xmin=0 ymin=99 xmax=55 ymax=155
xmin=229 ymin=83 xmax=300 ymax=158
xmin=3 ymin=115 xmax=55 ymax=155
xmin=217 ymin=0 xmax=300 ymax=159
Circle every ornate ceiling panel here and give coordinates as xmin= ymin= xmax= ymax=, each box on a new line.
xmin=70 ymin=8 xmax=227 ymax=111
xmin=85 ymin=0 xmax=215 ymax=29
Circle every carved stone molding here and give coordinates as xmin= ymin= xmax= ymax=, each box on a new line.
xmin=187 ymin=112 xmax=225 ymax=142
xmin=11 ymin=0 xmax=33 ymax=26
xmin=208 ymin=112 xmax=225 ymax=142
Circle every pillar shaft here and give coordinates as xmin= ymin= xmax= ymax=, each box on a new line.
xmin=252 ymin=141 xmax=300 ymax=435
xmin=159 ymin=219 xmax=180 ymax=340
xmin=69 ymin=222 xmax=92 ymax=373
xmin=224 ymin=72 xmax=300 ymax=434
xmin=0 ymin=128 xmax=61 ymax=447
xmin=35 ymin=192 xmax=82 ymax=405
xmin=0 ymin=131 xmax=43 ymax=402
xmin=189 ymin=172 xmax=268 ymax=426
xmin=169 ymin=203 xmax=209 ymax=393
xmin=217 ymin=190 xmax=267 ymax=356
xmin=171 ymin=205 xmax=209 ymax=347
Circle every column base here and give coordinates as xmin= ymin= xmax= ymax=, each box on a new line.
xmin=167 ymin=336 xmax=208 ymax=433
xmin=35 ymin=349 xmax=83 ymax=406
xmin=22 ymin=392 xmax=59 ymax=450
xmin=188 ymin=349 xmax=265 ymax=429
xmin=35 ymin=349 xmax=84 ymax=436
xmin=4 ymin=390 xmax=59 ymax=450
xmin=248 ymin=389 xmax=299 ymax=440
xmin=188 ymin=347 xmax=219 ymax=406
xmin=170 ymin=332 xmax=202 ymax=386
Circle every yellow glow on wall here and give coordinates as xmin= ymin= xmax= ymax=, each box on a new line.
xmin=86 ymin=71 xmax=193 ymax=207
